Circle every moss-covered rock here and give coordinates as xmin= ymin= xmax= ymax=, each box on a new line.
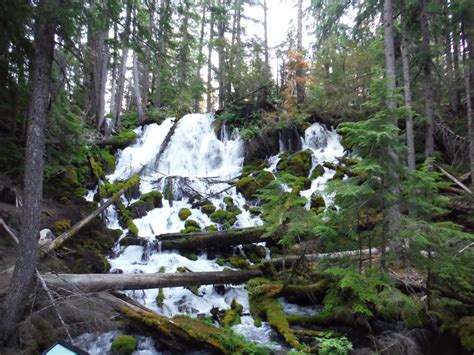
xmin=140 ymin=191 xmax=163 ymax=208
xmin=310 ymin=194 xmax=326 ymax=210
xmin=178 ymin=208 xmax=192 ymax=221
xmin=181 ymin=251 xmax=198 ymax=261
xmin=236 ymin=176 xmax=258 ymax=199
xmin=180 ymin=226 xmax=201 ymax=234
xmin=52 ymin=219 xmax=71 ymax=235
xmin=111 ymin=335 xmax=138 ymax=355
xmin=210 ymin=209 xmax=237 ymax=229
xmin=224 ymin=196 xmax=242 ymax=215
xmin=129 ymin=199 xmax=154 ymax=219
xmin=255 ymin=170 xmax=275 ymax=188
xmin=276 ymin=149 xmax=312 ymax=177
xmin=310 ymin=164 xmax=325 ymax=180
xmin=200 ymin=204 xmax=216 ymax=216
xmin=184 ymin=219 xmax=200 ymax=229
xmin=227 ymin=256 xmax=250 ymax=269
xmin=156 ymin=289 xmax=165 ymax=307
xmin=223 ymin=299 xmax=244 ymax=327
xmin=116 ymin=200 xmax=139 ymax=237
xmin=206 ymin=224 xmax=218 ymax=232
xmin=249 ymin=207 xmax=261 ymax=216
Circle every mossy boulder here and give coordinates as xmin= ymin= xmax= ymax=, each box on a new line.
xmin=201 ymin=204 xmax=216 ymax=216
xmin=227 ymin=256 xmax=250 ymax=269
xmin=224 ymin=196 xmax=242 ymax=215
xmin=184 ymin=219 xmax=200 ymax=229
xmin=310 ymin=194 xmax=326 ymax=210
xmin=180 ymin=226 xmax=201 ymax=234
xmin=310 ymin=164 xmax=325 ymax=180
xmin=206 ymin=224 xmax=218 ymax=232
xmin=181 ymin=251 xmax=198 ymax=261
xmin=178 ymin=208 xmax=192 ymax=221
xmin=111 ymin=335 xmax=138 ymax=355
xmin=276 ymin=149 xmax=312 ymax=177
xmin=140 ymin=191 xmax=163 ymax=208
xmin=255 ymin=170 xmax=275 ymax=188
xmin=210 ymin=209 xmax=237 ymax=228
xmin=243 ymin=244 xmax=267 ymax=264
xmin=236 ymin=176 xmax=258 ymax=199
xmin=116 ymin=200 xmax=139 ymax=237
xmin=249 ymin=207 xmax=261 ymax=216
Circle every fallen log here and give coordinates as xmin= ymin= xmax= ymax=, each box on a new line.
xmin=156 ymin=227 xmax=266 ymax=251
xmin=95 ymin=134 xmax=137 ymax=149
xmin=268 ymin=247 xmax=385 ymax=269
xmin=42 ymin=269 xmax=263 ymax=292
xmin=39 ymin=175 xmax=139 ymax=256
xmin=149 ymin=118 xmax=179 ymax=172
xmin=436 ymin=165 xmax=473 ymax=195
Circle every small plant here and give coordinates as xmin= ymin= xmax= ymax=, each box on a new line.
xmin=315 ymin=332 xmax=353 ymax=355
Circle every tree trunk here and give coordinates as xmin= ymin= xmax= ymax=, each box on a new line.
xmin=400 ymin=0 xmax=416 ymax=170
xmin=462 ymin=22 xmax=474 ymax=185
xmin=207 ymin=3 xmax=215 ymax=112
xmin=296 ymin=0 xmax=305 ymax=105
xmin=42 ymin=270 xmax=263 ymax=292
xmin=109 ymin=21 xmax=118 ymax=126
xmin=141 ymin=3 xmax=154 ymax=107
xmin=153 ymin=0 xmax=171 ymax=109
xmin=0 ymin=0 xmax=56 ymax=342
xmin=110 ymin=0 xmax=132 ymax=133
xmin=453 ymin=22 xmax=461 ymax=112
xmin=133 ymin=50 xmax=145 ymax=123
xmin=421 ymin=0 xmax=435 ymax=158
xmin=217 ymin=0 xmax=226 ymax=110
xmin=262 ymin=0 xmax=270 ymax=103
xmin=382 ymin=0 xmax=401 ymax=267
xmin=193 ymin=3 xmax=206 ymax=112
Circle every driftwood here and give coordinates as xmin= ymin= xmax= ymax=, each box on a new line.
xmin=156 ymin=227 xmax=266 ymax=251
xmin=39 ymin=180 xmax=136 ymax=255
xmin=42 ymin=270 xmax=262 ymax=292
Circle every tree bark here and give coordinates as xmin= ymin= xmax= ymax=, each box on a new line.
xmin=217 ymin=0 xmax=226 ymax=110
xmin=262 ymin=0 xmax=270 ymax=103
xmin=421 ymin=0 xmax=435 ymax=158
xmin=462 ymin=22 xmax=474 ymax=184
xmin=206 ymin=3 xmax=215 ymax=112
xmin=400 ymin=0 xmax=416 ymax=171
xmin=133 ymin=50 xmax=145 ymax=123
xmin=382 ymin=0 xmax=401 ymax=267
xmin=0 ymin=0 xmax=57 ymax=342
xmin=42 ymin=270 xmax=263 ymax=292
xmin=110 ymin=0 xmax=132 ymax=134
xmin=153 ymin=0 xmax=171 ymax=108
xmin=157 ymin=227 xmax=265 ymax=251
xmin=193 ymin=3 xmax=207 ymax=112
xmin=296 ymin=0 xmax=305 ymax=105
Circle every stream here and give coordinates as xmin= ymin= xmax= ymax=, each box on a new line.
xmin=80 ymin=113 xmax=343 ymax=353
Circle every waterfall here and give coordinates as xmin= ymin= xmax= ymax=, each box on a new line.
xmin=84 ymin=113 xmax=343 ymax=352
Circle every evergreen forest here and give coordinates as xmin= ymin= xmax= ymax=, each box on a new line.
xmin=0 ymin=0 xmax=473 ymax=354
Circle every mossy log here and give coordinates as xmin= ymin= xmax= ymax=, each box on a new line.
xmin=95 ymin=130 xmax=138 ymax=149
xmin=99 ymin=292 xmax=269 ymax=354
xmin=156 ymin=227 xmax=266 ymax=251
xmin=42 ymin=270 xmax=263 ymax=292
xmin=39 ymin=175 xmax=140 ymax=256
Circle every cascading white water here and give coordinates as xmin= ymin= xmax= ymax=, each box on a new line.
xmin=81 ymin=114 xmax=343 ymax=352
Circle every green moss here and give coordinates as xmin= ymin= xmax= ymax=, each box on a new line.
xmin=180 ymin=226 xmax=201 ymax=234
xmin=206 ymin=224 xmax=218 ymax=232
xmin=116 ymin=200 xmax=139 ymax=237
xmin=224 ymin=197 xmax=242 ymax=215
xmin=223 ymin=299 xmax=244 ymax=327
xmin=111 ymin=335 xmax=138 ymax=355
xmin=156 ymin=289 xmax=165 ymax=307
xmin=255 ymin=170 xmax=275 ymax=188
xmin=64 ymin=165 xmax=81 ymax=187
xmin=236 ymin=176 xmax=258 ymax=199
xmin=178 ymin=208 xmax=192 ymax=221
xmin=216 ymin=257 xmax=226 ymax=266
xmin=310 ymin=194 xmax=326 ymax=210
xmin=110 ymin=130 xmax=138 ymax=146
xmin=52 ymin=219 xmax=71 ymax=235
xmin=227 ymin=256 xmax=250 ymax=269
xmin=276 ymin=149 xmax=312 ymax=177
xmin=181 ymin=251 xmax=198 ymax=261
xmin=310 ymin=164 xmax=325 ymax=180
xmin=201 ymin=204 xmax=216 ymax=216
xmin=140 ymin=190 xmax=163 ymax=208
xmin=185 ymin=219 xmax=201 ymax=229
xmin=249 ymin=207 xmax=261 ymax=216
xmin=210 ymin=209 xmax=237 ymax=228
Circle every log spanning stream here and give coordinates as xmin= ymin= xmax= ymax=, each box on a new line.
xmin=81 ymin=113 xmax=343 ymax=353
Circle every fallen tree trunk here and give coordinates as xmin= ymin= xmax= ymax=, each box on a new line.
xmin=42 ymin=269 xmax=262 ymax=292
xmin=268 ymin=247 xmax=385 ymax=269
xmin=436 ymin=165 xmax=473 ymax=195
xmin=40 ymin=176 xmax=138 ymax=256
xmin=95 ymin=135 xmax=137 ymax=149
xmin=157 ymin=227 xmax=266 ymax=251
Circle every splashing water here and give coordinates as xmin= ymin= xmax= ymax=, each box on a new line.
xmin=93 ymin=113 xmax=343 ymax=351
